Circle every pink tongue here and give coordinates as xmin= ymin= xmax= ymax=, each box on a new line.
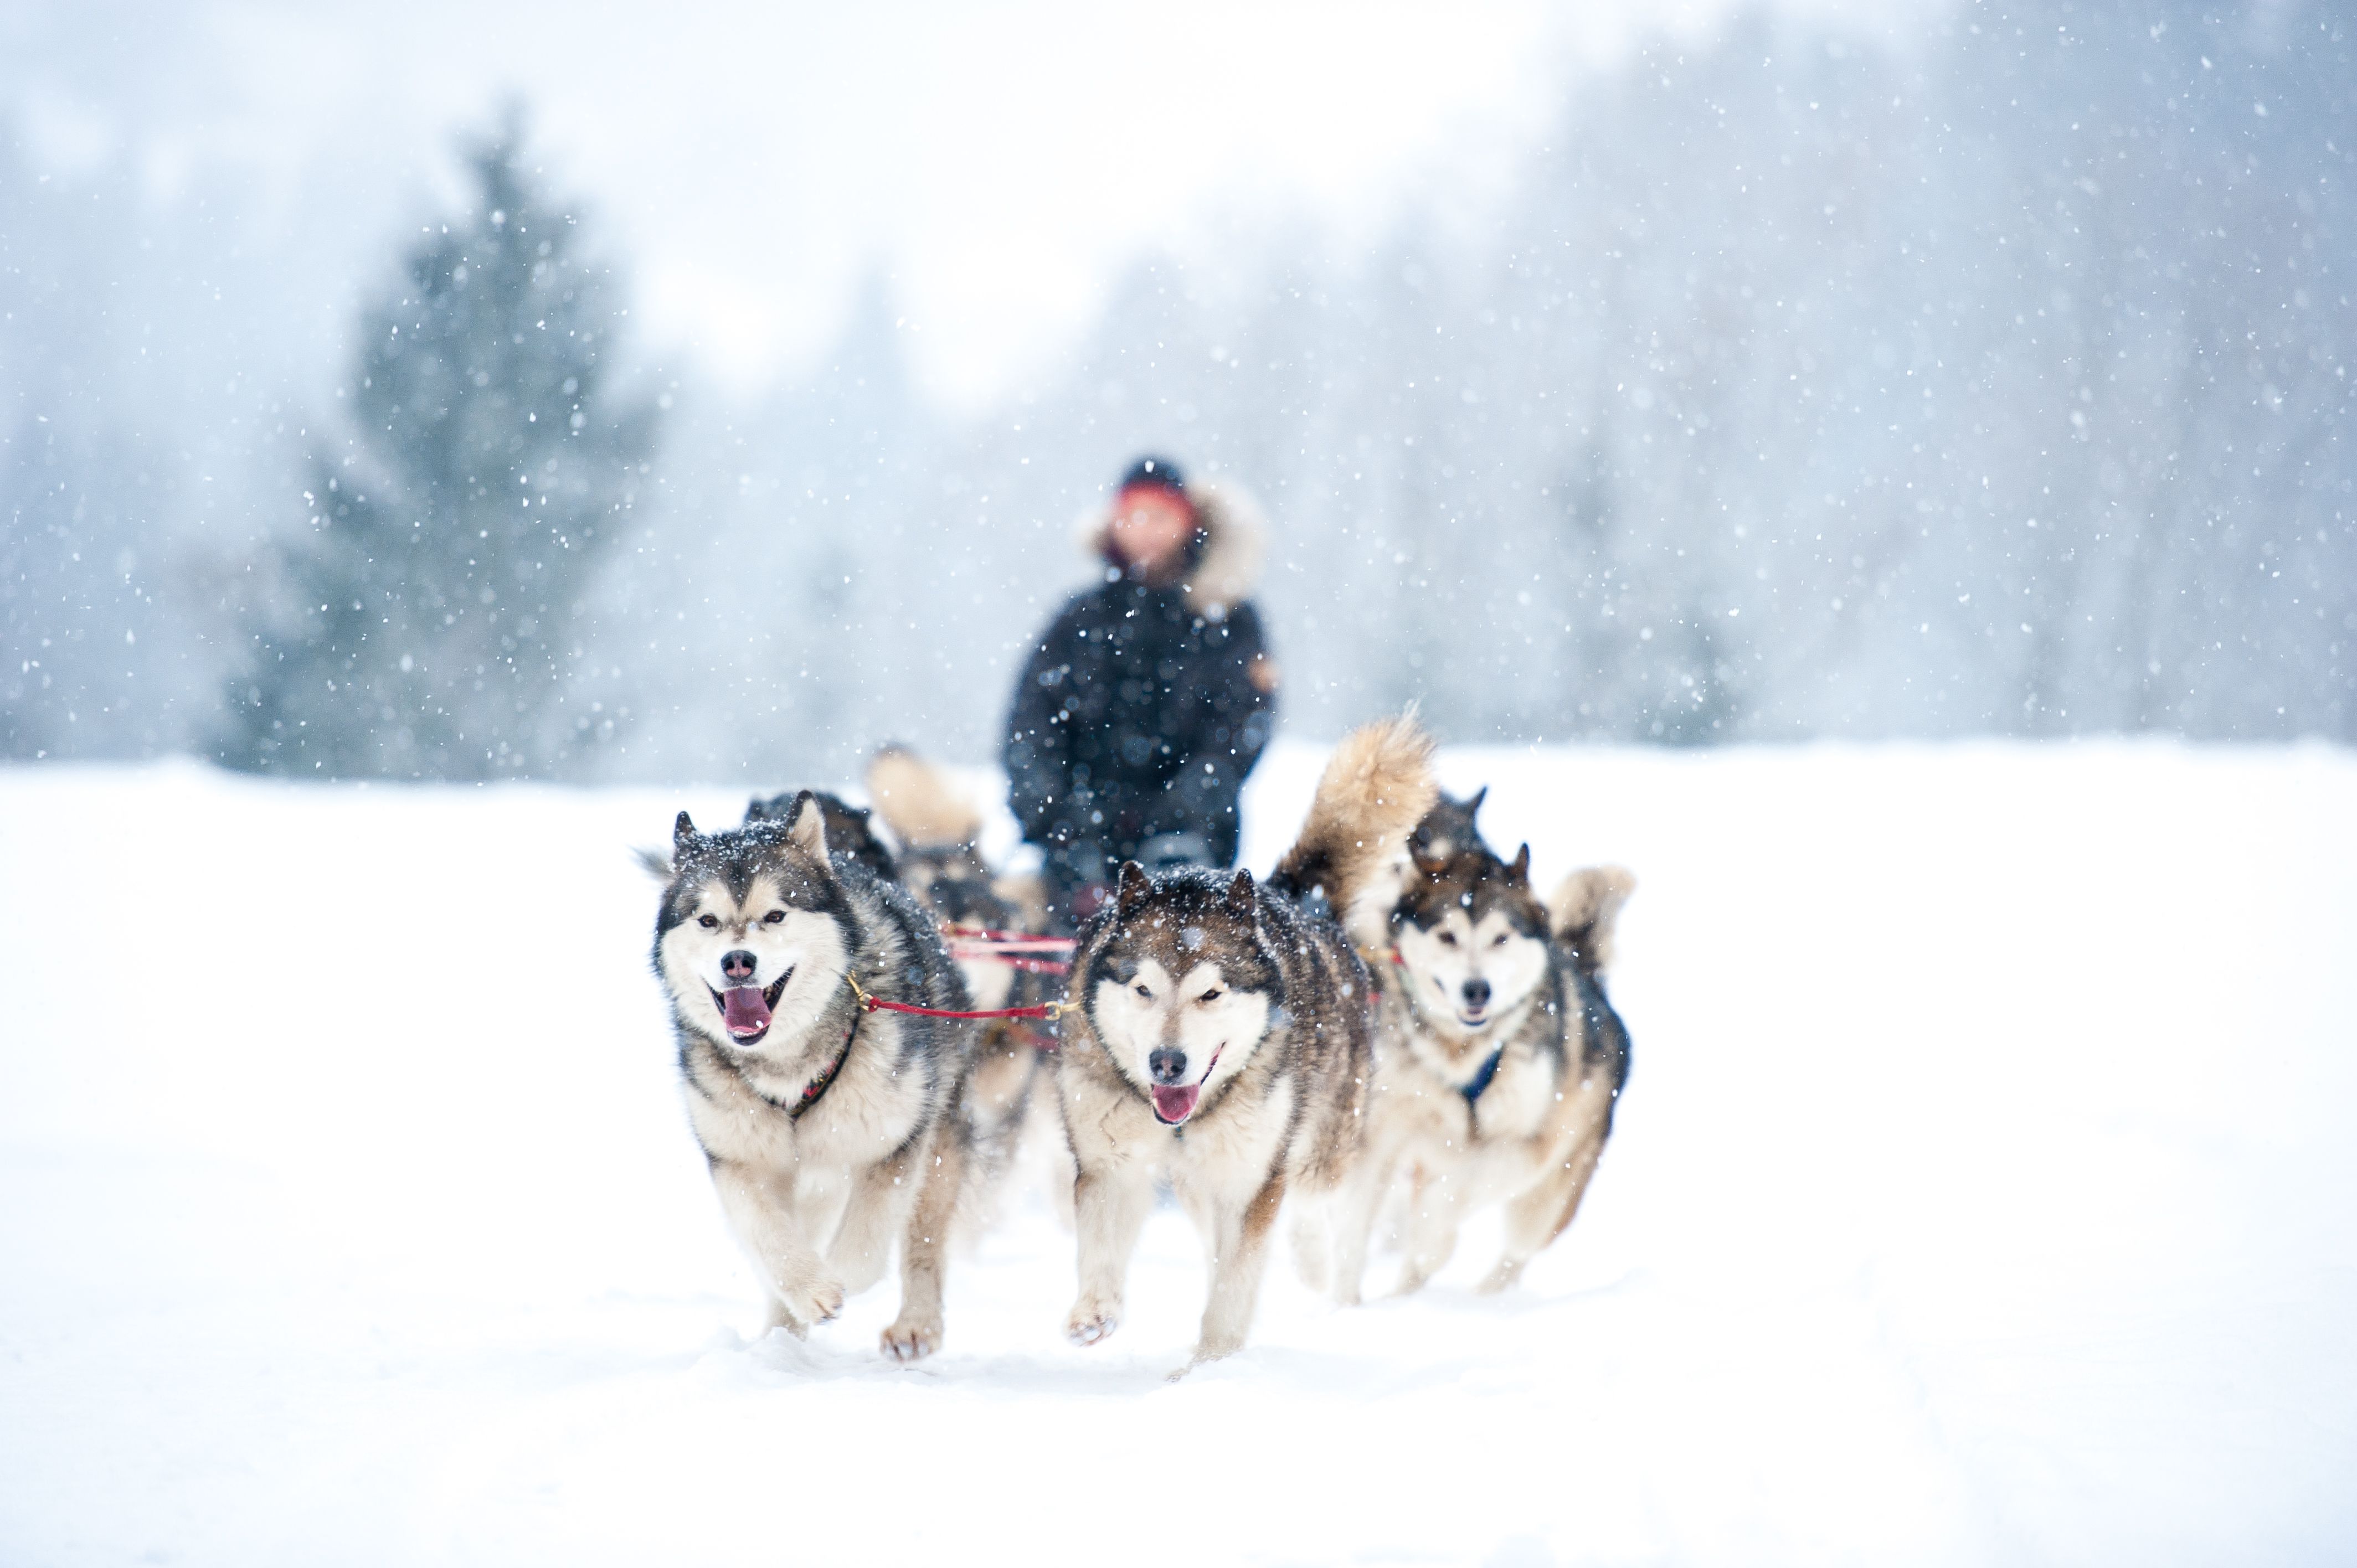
xmin=1151 ymin=1084 xmax=1201 ymax=1124
xmin=723 ymin=987 xmax=773 ymax=1036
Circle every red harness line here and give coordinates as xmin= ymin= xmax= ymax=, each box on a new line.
xmin=846 ymin=930 xmax=1087 ymax=1039
xmin=855 ymin=991 xmax=1068 ymax=1053
xmin=842 ymin=970 xmax=1076 ymax=1030
xmin=945 ymin=945 xmax=1070 ymax=974
xmin=863 ymin=996 xmax=1068 ymax=1022
xmin=941 ymin=926 xmax=1073 ymax=947
xmin=943 ymin=926 xmax=1075 ymax=976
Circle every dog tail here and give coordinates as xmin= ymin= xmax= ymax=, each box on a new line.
xmin=1267 ymin=711 xmax=1439 ymax=920
xmin=633 ymin=845 xmax=673 ymax=882
xmin=867 ymin=744 xmax=983 ymax=849
xmin=1548 ymin=865 xmax=1637 ymax=981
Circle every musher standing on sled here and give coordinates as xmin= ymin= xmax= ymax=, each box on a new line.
xmin=1002 ymin=456 xmax=1279 ymax=930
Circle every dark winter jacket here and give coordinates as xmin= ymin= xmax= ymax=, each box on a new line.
xmin=1003 ymin=483 xmax=1277 ymax=875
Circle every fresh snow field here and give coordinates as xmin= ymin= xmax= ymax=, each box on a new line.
xmin=2 ymin=741 xmax=2354 ymax=1566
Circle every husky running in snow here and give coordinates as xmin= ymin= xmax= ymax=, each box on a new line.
xmin=1334 ymin=790 xmax=1634 ymax=1301
xmin=1054 ymin=715 xmax=1437 ymax=1367
xmin=747 ymin=755 xmax=1060 ymax=1226
xmin=651 ymin=794 xmax=975 ymax=1360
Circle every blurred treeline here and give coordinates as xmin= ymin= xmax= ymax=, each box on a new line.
xmin=3 ymin=0 xmax=2351 ymax=782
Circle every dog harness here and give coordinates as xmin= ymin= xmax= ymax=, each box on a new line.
xmin=1363 ymin=945 xmax=1505 ymax=1107
xmin=1460 ymin=1047 xmax=1505 ymax=1105
xmin=841 ymin=968 xmax=1079 ymax=1027
xmin=787 ymin=958 xmax=1074 ymax=1122
xmin=787 ymin=1010 xmax=862 ymax=1121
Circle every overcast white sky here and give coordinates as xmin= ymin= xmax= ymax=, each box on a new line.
xmin=3 ymin=0 xmax=1927 ymax=407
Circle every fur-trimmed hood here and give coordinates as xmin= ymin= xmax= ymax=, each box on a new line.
xmin=1079 ymin=477 xmax=1268 ymax=618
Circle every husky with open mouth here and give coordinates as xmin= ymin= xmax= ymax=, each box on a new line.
xmin=651 ymin=792 xmax=975 ymax=1361
xmin=1333 ymin=790 xmax=1634 ymax=1301
xmin=1053 ymin=715 xmax=1437 ymax=1366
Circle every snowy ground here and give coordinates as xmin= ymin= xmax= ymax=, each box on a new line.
xmin=2 ymin=741 xmax=2353 ymax=1566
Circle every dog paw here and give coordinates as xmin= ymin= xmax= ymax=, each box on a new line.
xmin=783 ymin=1276 xmax=846 ymax=1328
xmin=880 ymin=1315 xmax=943 ymax=1363
xmin=1475 ymin=1260 xmax=1526 ymax=1296
xmin=1064 ymin=1299 xmax=1121 ymax=1347
xmin=1191 ymin=1335 xmax=1243 ymax=1365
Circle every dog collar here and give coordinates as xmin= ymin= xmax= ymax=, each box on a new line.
xmin=1460 ymin=1046 xmax=1505 ymax=1105
xmin=788 ymin=1010 xmax=862 ymax=1122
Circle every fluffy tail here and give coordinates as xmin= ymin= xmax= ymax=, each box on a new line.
xmin=867 ymin=744 xmax=983 ymax=849
xmin=1267 ymin=713 xmax=1439 ymax=919
xmin=1548 ymin=866 xmax=1637 ymax=981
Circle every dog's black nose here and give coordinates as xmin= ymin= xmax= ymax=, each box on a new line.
xmin=1462 ymin=977 xmax=1491 ymax=1009
xmin=1149 ymin=1047 xmax=1188 ymax=1085
xmin=721 ymin=949 xmax=758 ymax=983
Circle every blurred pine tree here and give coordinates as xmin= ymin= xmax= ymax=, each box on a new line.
xmin=219 ymin=108 xmax=657 ymax=777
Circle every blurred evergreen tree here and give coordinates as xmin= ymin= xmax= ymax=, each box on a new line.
xmin=219 ymin=110 xmax=657 ymax=777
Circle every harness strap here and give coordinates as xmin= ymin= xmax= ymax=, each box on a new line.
xmin=843 ymin=970 xmax=1079 ymax=1025
xmin=943 ymin=929 xmax=1076 ymax=975
xmin=792 ymin=967 xmax=1063 ymax=1119
xmin=941 ymin=926 xmax=1077 ymax=948
xmin=945 ymin=948 xmax=1071 ymax=975
xmin=1354 ymin=945 xmax=1502 ymax=1106
xmin=1460 ymin=1046 xmax=1506 ymax=1105
xmin=787 ymin=1012 xmax=861 ymax=1121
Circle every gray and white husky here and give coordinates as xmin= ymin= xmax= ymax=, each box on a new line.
xmin=1334 ymin=792 xmax=1634 ymax=1301
xmin=1054 ymin=715 xmax=1437 ymax=1366
xmin=651 ymin=793 xmax=975 ymax=1361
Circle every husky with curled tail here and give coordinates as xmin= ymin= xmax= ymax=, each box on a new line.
xmin=1054 ymin=715 xmax=1437 ymax=1368
xmin=651 ymin=793 xmax=975 ymax=1361
xmin=1334 ymin=791 xmax=1634 ymax=1303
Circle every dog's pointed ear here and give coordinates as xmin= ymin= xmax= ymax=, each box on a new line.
xmin=1468 ymin=785 xmax=1489 ymax=821
xmin=1226 ymin=866 xmax=1257 ymax=913
xmin=673 ymin=811 xmax=699 ymax=854
xmin=1507 ymin=843 xmax=1531 ymax=885
xmin=785 ymin=791 xmax=829 ymax=861
xmin=1115 ymin=859 xmax=1152 ymax=916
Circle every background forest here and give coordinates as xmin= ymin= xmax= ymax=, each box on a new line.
xmin=4 ymin=0 xmax=2351 ymax=782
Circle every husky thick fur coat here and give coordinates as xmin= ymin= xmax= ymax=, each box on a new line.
xmin=1336 ymin=793 xmax=1634 ymax=1301
xmin=653 ymin=793 xmax=975 ymax=1360
xmin=1054 ymin=715 xmax=1437 ymax=1365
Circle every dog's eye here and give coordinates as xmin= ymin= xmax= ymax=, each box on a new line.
xmin=763 ymin=910 xmax=786 ymax=925
xmin=1437 ymin=931 xmax=1457 ymax=947
xmin=1493 ymin=933 xmax=1509 ymax=947
xmin=1134 ymin=983 xmax=1154 ymax=1000
xmin=1197 ymin=988 xmax=1222 ymax=1005
xmin=697 ymin=914 xmax=720 ymax=930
